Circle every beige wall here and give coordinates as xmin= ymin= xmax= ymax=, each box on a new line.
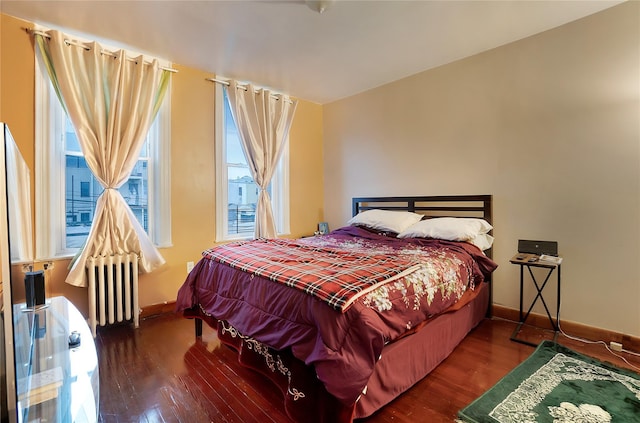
xmin=323 ymin=3 xmax=640 ymax=337
xmin=0 ymin=14 xmax=324 ymax=316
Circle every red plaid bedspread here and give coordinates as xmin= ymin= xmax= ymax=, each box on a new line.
xmin=203 ymin=238 xmax=419 ymax=312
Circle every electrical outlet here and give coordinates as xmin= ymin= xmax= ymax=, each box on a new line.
xmin=186 ymin=261 xmax=195 ymax=274
xmin=610 ymin=341 xmax=623 ymax=352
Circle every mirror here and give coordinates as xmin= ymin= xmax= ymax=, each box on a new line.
xmin=5 ymin=130 xmax=33 ymax=265
xmin=1 ymin=122 xmax=34 ymax=423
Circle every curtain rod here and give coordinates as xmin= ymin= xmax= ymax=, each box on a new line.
xmin=206 ymin=77 xmax=231 ymax=86
xmin=205 ymin=77 xmax=294 ymax=103
xmin=29 ymin=29 xmax=178 ymax=73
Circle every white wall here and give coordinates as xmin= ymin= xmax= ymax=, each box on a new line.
xmin=322 ymin=3 xmax=640 ymax=337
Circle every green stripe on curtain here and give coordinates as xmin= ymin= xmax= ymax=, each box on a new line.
xmin=36 ymin=34 xmax=170 ymax=121
xmin=34 ymin=34 xmax=68 ymax=115
xmin=153 ymin=70 xmax=171 ymax=118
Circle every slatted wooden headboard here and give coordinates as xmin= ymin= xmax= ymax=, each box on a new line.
xmin=352 ymin=195 xmax=492 ymax=225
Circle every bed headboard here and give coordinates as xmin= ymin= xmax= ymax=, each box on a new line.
xmin=352 ymin=194 xmax=493 ymax=261
xmin=352 ymin=195 xmax=492 ymax=225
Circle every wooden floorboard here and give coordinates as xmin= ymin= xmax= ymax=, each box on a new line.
xmin=95 ymin=313 xmax=640 ymax=423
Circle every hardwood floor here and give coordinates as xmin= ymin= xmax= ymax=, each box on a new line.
xmin=95 ymin=313 xmax=640 ymax=423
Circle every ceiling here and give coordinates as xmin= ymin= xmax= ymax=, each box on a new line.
xmin=1 ymin=0 xmax=625 ymax=104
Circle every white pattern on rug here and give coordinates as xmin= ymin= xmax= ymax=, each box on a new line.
xmin=489 ymin=353 xmax=640 ymax=423
xmin=548 ymin=402 xmax=611 ymax=423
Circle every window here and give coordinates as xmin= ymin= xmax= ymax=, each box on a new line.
xmin=80 ymin=181 xmax=90 ymax=198
xmin=35 ymin=53 xmax=172 ymax=259
xmin=62 ymin=119 xmax=152 ymax=248
xmin=215 ymin=87 xmax=289 ymax=241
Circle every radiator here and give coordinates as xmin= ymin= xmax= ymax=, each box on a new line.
xmin=86 ymin=253 xmax=139 ymax=337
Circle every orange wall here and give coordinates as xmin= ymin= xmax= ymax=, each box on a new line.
xmin=0 ymin=13 xmax=325 ymax=316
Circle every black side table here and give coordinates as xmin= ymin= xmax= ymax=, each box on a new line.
xmin=509 ymin=253 xmax=562 ymax=347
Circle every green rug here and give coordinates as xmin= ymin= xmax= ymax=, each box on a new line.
xmin=458 ymin=340 xmax=640 ymax=423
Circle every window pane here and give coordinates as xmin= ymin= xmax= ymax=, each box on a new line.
xmin=139 ymin=138 xmax=149 ymax=159
xmin=65 ymin=119 xmax=81 ymax=153
xmin=64 ymin=119 xmax=149 ymax=248
xmin=224 ymin=94 xmax=245 ymax=165
xmin=227 ymin=170 xmax=257 ymax=236
xmin=65 ymin=154 xmax=101 ymax=248
xmin=125 ymin=161 xmax=149 ymax=233
xmin=224 ymin=91 xmax=257 ymax=236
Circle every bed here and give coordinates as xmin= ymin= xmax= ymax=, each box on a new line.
xmin=175 ymin=195 xmax=498 ymax=422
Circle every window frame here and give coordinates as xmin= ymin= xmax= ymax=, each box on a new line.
xmin=214 ymin=85 xmax=290 ymax=242
xmin=34 ymin=50 xmax=172 ymax=260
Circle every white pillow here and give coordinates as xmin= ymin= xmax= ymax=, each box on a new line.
xmin=397 ymin=217 xmax=493 ymax=241
xmin=348 ymin=209 xmax=423 ymax=234
xmin=468 ymin=233 xmax=495 ymax=251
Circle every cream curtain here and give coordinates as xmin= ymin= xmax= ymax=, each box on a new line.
xmin=225 ymin=81 xmax=297 ymax=239
xmin=35 ymin=30 xmax=170 ymax=287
